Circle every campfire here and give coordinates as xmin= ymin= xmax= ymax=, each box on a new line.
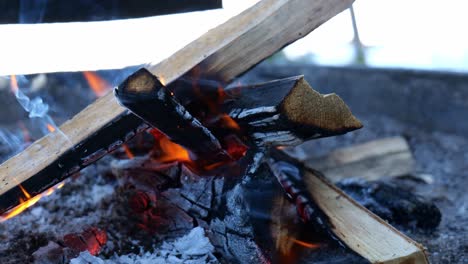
xmin=0 ymin=0 xmax=454 ymax=263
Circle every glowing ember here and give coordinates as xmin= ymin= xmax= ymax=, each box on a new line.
xmin=46 ymin=123 xmax=56 ymax=132
xmin=83 ymin=71 xmax=111 ymax=97
xmin=122 ymin=144 xmax=135 ymax=159
xmin=218 ymin=114 xmax=240 ymax=131
xmin=0 ymin=182 xmax=66 ymax=222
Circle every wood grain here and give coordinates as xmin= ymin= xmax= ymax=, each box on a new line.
xmin=305 ymin=137 xmax=415 ymax=182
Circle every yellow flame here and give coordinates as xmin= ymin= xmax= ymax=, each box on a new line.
xmin=0 ymin=182 xmax=66 ymax=222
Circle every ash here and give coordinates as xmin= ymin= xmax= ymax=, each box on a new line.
xmin=70 ymin=227 xmax=217 ymax=264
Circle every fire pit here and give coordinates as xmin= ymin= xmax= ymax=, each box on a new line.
xmin=0 ymin=0 xmax=466 ymax=263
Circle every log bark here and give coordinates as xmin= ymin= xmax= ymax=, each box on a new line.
xmin=0 ymin=0 xmax=355 ymax=214
xmin=270 ymin=149 xmax=429 ymax=264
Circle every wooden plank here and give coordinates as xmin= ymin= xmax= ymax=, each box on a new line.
xmin=304 ymin=137 xmax=415 ymax=182
xmin=303 ymin=168 xmax=429 ymax=264
xmin=0 ymin=0 xmax=354 ymax=211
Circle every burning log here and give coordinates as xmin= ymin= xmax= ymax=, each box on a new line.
xmin=115 ymin=69 xmax=231 ymax=166
xmin=224 ymin=76 xmax=362 ymax=147
xmin=266 ymin=148 xmax=429 ymax=264
xmin=0 ymin=0 xmax=355 ymax=214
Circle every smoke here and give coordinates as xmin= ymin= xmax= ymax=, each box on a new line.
xmin=12 ymin=87 xmax=49 ymax=119
xmin=8 ymin=75 xmax=70 ymax=143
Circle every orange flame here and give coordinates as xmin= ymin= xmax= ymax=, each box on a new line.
xmin=288 ymin=237 xmax=321 ymax=249
xmin=150 ymin=130 xmax=191 ymax=163
xmin=122 ymin=144 xmax=135 ymax=159
xmin=218 ymin=114 xmax=240 ymax=131
xmin=46 ymin=123 xmax=56 ymax=132
xmin=0 ymin=182 xmax=66 ymax=222
xmin=10 ymin=75 xmax=18 ymax=93
xmin=83 ymin=71 xmax=111 ymax=97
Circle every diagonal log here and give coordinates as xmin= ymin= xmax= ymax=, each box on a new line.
xmin=0 ymin=0 xmax=355 ymax=213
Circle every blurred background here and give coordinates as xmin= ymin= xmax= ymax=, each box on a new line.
xmin=2 ymin=0 xmax=468 ymax=75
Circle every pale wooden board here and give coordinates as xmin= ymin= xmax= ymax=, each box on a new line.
xmin=0 ymin=0 xmax=354 ymax=196
xmin=305 ymin=137 xmax=415 ymax=182
xmin=303 ymin=169 xmax=429 ymax=264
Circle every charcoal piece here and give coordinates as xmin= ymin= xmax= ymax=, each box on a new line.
xmin=337 ymin=179 xmax=442 ymax=229
xmin=207 ymin=184 xmax=267 ymax=264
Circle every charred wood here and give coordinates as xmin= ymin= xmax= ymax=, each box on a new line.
xmin=115 ymin=68 xmax=232 ymax=166
xmin=265 ymin=148 xmax=429 ymax=264
xmin=337 ymin=179 xmax=441 ymax=229
xmin=224 ymin=76 xmax=362 ymax=148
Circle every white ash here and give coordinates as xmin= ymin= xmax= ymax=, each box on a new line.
xmin=70 ymin=227 xmax=218 ymax=264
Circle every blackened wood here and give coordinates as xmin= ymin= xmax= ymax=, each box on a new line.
xmin=265 ymin=148 xmax=345 ymax=247
xmin=224 ymin=76 xmax=362 ymax=147
xmin=115 ymin=68 xmax=231 ymax=165
xmin=272 ymin=148 xmax=429 ymax=264
xmin=0 ymin=112 xmax=147 ymax=213
xmin=0 ymin=0 xmax=222 ymax=24
xmin=337 ymin=180 xmax=441 ymax=229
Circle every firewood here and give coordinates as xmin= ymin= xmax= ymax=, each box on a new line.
xmin=167 ymin=76 xmax=362 ymax=147
xmin=304 ymin=136 xmax=415 ymax=182
xmin=224 ymin=76 xmax=362 ymax=147
xmin=0 ymin=0 xmax=355 ymax=213
xmin=269 ymin=149 xmax=429 ymax=264
xmin=115 ymin=68 xmax=231 ymax=165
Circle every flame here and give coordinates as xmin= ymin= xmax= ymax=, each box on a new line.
xmin=10 ymin=75 xmax=19 ymax=94
xmin=46 ymin=123 xmax=56 ymax=132
xmin=122 ymin=144 xmax=135 ymax=159
xmin=218 ymin=114 xmax=240 ymax=131
xmin=288 ymin=237 xmax=321 ymax=249
xmin=0 ymin=182 xmax=66 ymax=222
xmin=83 ymin=71 xmax=111 ymax=97
xmin=150 ymin=129 xmax=191 ymax=163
